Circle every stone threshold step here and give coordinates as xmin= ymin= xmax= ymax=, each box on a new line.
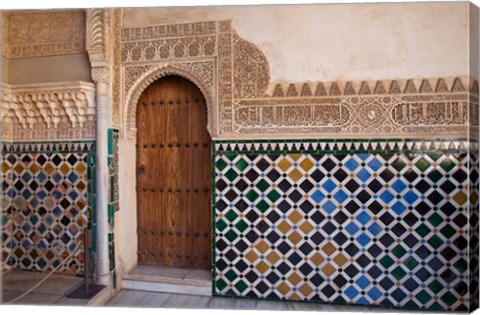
xmin=121 ymin=278 xmax=212 ymax=297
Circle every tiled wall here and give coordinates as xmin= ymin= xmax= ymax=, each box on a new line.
xmin=107 ymin=128 xmax=119 ymax=287
xmin=213 ymin=139 xmax=478 ymax=311
xmin=1 ymin=142 xmax=95 ymax=275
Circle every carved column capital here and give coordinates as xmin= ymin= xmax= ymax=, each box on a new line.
xmin=91 ymin=67 xmax=111 ymax=85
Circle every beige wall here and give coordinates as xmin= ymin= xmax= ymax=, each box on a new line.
xmin=118 ymin=138 xmax=138 ymax=273
xmin=1 ymin=56 xmax=7 ymax=83
xmin=470 ymin=4 xmax=480 ymax=80
xmin=123 ymin=2 xmax=470 ymax=82
xmin=7 ymin=53 xmax=92 ymax=84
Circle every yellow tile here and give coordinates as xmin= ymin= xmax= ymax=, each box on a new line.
xmin=289 ymin=293 xmax=302 ymax=301
xmin=256 ymin=240 xmax=269 ymax=253
xmin=299 ymin=221 xmax=314 ymax=234
xmin=278 ymin=158 xmax=292 ymax=172
xmin=288 ymin=231 xmax=302 ymax=244
xmin=289 ymin=154 xmax=302 ymax=161
xmin=266 ymin=251 xmax=280 ymax=264
xmin=299 ymin=283 xmax=314 ymax=297
xmin=14 ymin=164 xmax=24 ymax=173
xmin=29 ymin=163 xmax=40 ymax=174
xmin=288 ymin=169 xmax=303 ymax=182
xmin=322 ymin=263 xmax=336 ymax=276
xmin=277 ymin=221 xmax=292 ymax=234
xmin=255 ymin=261 xmax=269 ymax=274
xmin=333 ymin=253 xmax=347 ymax=266
xmin=77 ymin=181 xmax=86 ymax=191
xmin=288 ymin=211 xmax=303 ymax=224
xmin=44 ymin=163 xmax=54 ymax=174
xmin=245 ymin=250 xmax=259 ymax=263
xmin=76 ymin=163 xmax=86 ymax=173
xmin=310 ymin=253 xmax=325 ymax=266
xmin=288 ymin=272 xmax=302 ymax=285
xmin=453 ymin=191 xmax=467 ymax=205
xmin=59 ymin=163 xmax=70 ymax=175
xmin=322 ymin=242 xmax=336 ymax=256
xmin=472 ymin=191 xmax=479 ymax=204
xmin=2 ymin=162 xmax=9 ymax=173
xmin=277 ymin=282 xmax=291 ymax=295
xmin=300 ymin=158 xmax=314 ymax=172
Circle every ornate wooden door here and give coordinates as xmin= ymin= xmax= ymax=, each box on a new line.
xmin=136 ymin=76 xmax=211 ymax=268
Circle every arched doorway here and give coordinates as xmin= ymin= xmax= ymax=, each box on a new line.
xmin=136 ymin=75 xmax=211 ymax=269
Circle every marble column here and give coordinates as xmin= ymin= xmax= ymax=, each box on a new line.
xmin=92 ymin=67 xmax=111 ymax=286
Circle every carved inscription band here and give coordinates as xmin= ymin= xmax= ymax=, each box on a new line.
xmin=121 ymin=20 xmax=479 ymax=139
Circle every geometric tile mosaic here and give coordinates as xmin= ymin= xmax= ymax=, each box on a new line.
xmin=470 ymin=151 xmax=480 ymax=311
xmin=213 ymin=140 xmax=475 ymax=311
xmin=1 ymin=142 xmax=95 ymax=276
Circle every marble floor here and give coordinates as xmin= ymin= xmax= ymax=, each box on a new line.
xmin=1 ymin=269 xmax=89 ymax=306
xmin=107 ymin=289 xmax=439 ymax=313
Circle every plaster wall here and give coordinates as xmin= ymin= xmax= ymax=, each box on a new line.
xmin=118 ymin=138 xmax=138 ymax=273
xmin=7 ymin=53 xmax=92 ymax=85
xmin=1 ymin=56 xmax=7 ymax=84
xmin=123 ymin=2 xmax=469 ymax=83
xmin=470 ymin=4 xmax=480 ymax=80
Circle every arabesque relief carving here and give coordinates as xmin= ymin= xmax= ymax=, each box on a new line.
xmin=120 ymin=19 xmax=478 ymax=140
xmin=1 ymin=82 xmax=96 ymax=141
xmin=3 ymin=11 xmax=86 ymax=58
xmin=233 ymin=77 xmax=477 ymax=137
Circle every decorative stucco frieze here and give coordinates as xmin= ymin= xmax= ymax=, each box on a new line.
xmin=1 ymin=81 xmax=96 ymax=141
xmin=3 ymin=10 xmax=86 ymax=58
xmin=121 ymin=21 xmax=217 ymax=63
xmin=111 ymin=9 xmax=123 ymax=129
xmin=123 ymin=61 xmax=216 ymax=137
xmin=233 ymin=32 xmax=270 ymax=99
xmin=230 ymin=76 xmax=477 ymax=138
xmin=120 ymin=19 xmax=478 ymax=140
xmin=121 ymin=20 xmax=231 ymax=138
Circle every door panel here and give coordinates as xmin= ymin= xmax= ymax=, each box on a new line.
xmin=136 ymin=76 xmax=211 ymax=268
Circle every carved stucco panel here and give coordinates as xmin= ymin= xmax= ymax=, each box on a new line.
xmin=123 ymin=61 xmax=217 ymax=138
xmin=1 ymin=82 xmax=97 ymax=141
xmin=5 ymin=10 xmax=86 ymax=58
xmin=120 ymin=19 xmax=477 ymax=139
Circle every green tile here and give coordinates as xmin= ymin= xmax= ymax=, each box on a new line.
xmin=403 ymin=256 xmax=419 ymax=270
xmin=216 ymin=159 xmax=228 ymax=171
xmin=224 ymin=169 xmax=239 ymax=181
xmin=380 ymin=256 xmax=395 ymax=269
xmin=235 ymin=158 xmax=249 ymax=171
xmin=225 ymin=210 xmax=238 ymax=222
xmin=225 ymin=230 xmax=238 ymax=242
xmin=440 ymin=224 xmax=456 ymax=239
xmin=415 ymin=158 xmax=430 ymax=172
xmin=216 ymin=278 xmax=227 ymax=291
xmin=256 ymin=179 xmax=270 ymax=192
xmin=256 ymin=200 xmax=270 ymax=213
xmin=439 ymin=157 xmax=456 ymax=172
xmin=427 ymin=213 xmax=443 ymax=227
xmin=246 ymin=190 xmax=259 ymax=202
xmin=427 ymin=170 xmax=443 ymax=183
xmin=415 ymin=223 xmax=431 ymax=237
xmin=235 ymin=220 xmax=248 ymax=232
xmin=415 ymin=290 xmax=432 ymax=305
xmin=216 ymin=219 xmax=228 ymax=231
xmin=454 ymin=258 xmax=468 ymax=273
xmin=225 ymin=270 xmax=238 ymax=282
xmin=267 ymin=190 xmax=281 ymax=203
xmin=391 ymin=266 xmax=407 ymax=281
xmin=391 ymin=244 xmax=407 ymax=258
xmin=428 ymin=235 xmax=443 ymax=249
xmin=440 ymin=291 xmax=457 ymax=307
xmin=235 ymin=280 xmax=248 ymax=293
